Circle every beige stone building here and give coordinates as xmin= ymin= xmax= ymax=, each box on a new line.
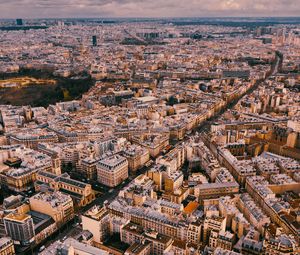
xmin=122 ymin=145 xmax=150 ymax=172
xmin=0 ymin=237 xmax=15 ymax=255
xmin=131 ymin=133 xmax=169 ymax=158
xmin=29 ymin=191 xmax=74 ymax=226
xmin=81 ymin=206 xmax=110 ymax=244
xmin=97 ymin=155 xmax=128 ymax=187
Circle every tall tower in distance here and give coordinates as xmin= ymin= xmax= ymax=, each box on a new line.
xmin=16 ymin=19 xmax=23 ymax=26
xmin=92 ymin=35 xmax=97 ymax=46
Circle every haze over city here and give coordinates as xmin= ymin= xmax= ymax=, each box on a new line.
xmin=1 ymin=0 xmax=300 ymax=18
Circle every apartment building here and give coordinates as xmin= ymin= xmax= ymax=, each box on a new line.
xmin=97 ymin=155 xmax=128 ymax=187
xmin=29 ymin=191 xmax=74 ymax=226
xmin=81 ymin=206 xmax=110 ymax=244
xmin=0 ymin=237 xmax=15 ymax=255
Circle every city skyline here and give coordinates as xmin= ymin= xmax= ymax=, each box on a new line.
xmin=0 ymin=4 xmax=299 ymax=255
xmin=0 ymin=0 xmax=300 ymax=19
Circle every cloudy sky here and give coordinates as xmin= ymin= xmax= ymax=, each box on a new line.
xmin=0 ymin=0 xmax=299 ymax=19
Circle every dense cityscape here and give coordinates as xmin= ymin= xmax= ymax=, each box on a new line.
xmin=0 ymin=15 xmax=299 ymax=255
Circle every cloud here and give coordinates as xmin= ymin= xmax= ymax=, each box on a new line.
xmin=0 ymin=0 xmax=299 ymax=18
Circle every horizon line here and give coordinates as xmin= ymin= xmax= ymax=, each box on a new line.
xmin=1 ymin=16 xmax=300 ymax=20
